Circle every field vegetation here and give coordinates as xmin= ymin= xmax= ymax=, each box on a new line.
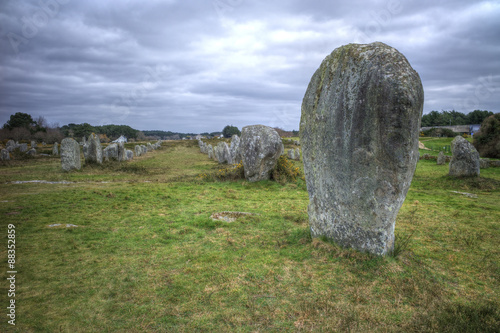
xmin=0 ymin=139 xmax=499 ymax=332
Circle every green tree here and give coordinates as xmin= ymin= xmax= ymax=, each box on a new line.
xmin=222 ymin=125 xmax=241 ymax=138
xmin=466 ymin=110 xmax=494 ymax=124
xmin=3 ymin=112 xmax=36 ymax=130
xmin=421 ymin=111 xmax=443 ymax=127
xmin=473 ymin=113 xmax=500 ymax=158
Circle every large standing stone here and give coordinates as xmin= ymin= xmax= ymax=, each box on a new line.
xmin=6 ymin=140 xmax=16 ymax=152
xmin=216 ymin=142 xmax=231 ymax=164
xmin=436 ymin=151 xmax=446 ymax=165
xmin=103 ymin=144 xmax=119 ymax=161
xmin=18 ymin=143 xmax=28 ymax=152
xmin=61 ymin=138 xmax=81 ymax=171
xmin=449 ymin=136 xmax=480 ymax=177
xmin=134 ymin=145 xmax=142 ymax=157
xmin=85 ymin=133 xmax=103 ymax=164
xmin=147 ymin=143 xmax=154 ymax=152
xmin=1 ymin=149 xmax=10 ymax=161
xmin=207 ymin=144 xmax=214 ymax=159
xmin=240 ymin=125 xmax=284 ymax=182
xmin=52 ymin=143 xmax=59 ymax=156
xmin=300 ymin=42 xmax=424 ymax=256
xmin=126 ymin=149 xmax=134 ymax=160
xmin=230 ymin=135 xmax=241 ymax=163
xmin=118 ymin=142 xmax=126 ymax=161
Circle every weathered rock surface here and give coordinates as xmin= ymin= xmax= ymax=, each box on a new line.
xmin=240 ymin=125 xmax=284 ymax=182
xmin=230 ymin=135 xmax=241 ymax=163
xmin=118 ymin=142 xmax=126 ymax=161
xmin=6 ymin=140 xmax=16 ymax=152
xmin=18 ymin=143 xmax=28 ymax=152
xmin=207 ymin=144 xmax=214 ymax=159
xmin=480 ymin=159 xmax=490 ymax=169
xmin=1 ymin=149 xmax=10 ymax=161
xmin=436 ymin=151 xmax=446 ymax=165
xmin=294 ymin=148 xmax=300 ymax=160
xmin=103 ymin=144 xmax=118 ymax=161
xmin=287 ymin=148 xmax=300 ymax=161
xmin=449 ymin=136 xmax=480 ymax=177
xmin=61 ymin=138 xmax=81 ymax=171
xmin=52 ymin=143 xmax=59 ymax=155
xmin=126 ymin=149 xmax=134 ymax=160
xmin=300 ymin=42 xmax=424 ymax=256
xmin=85 ymin=133 xmax=103 ymax=164
xmin=135 ymin=145 xmax=142 ymax=157
xmin=216 ymin=142 xmax=231 ymax=164
xmin=27 ymin=148 xmax=36 ymax=156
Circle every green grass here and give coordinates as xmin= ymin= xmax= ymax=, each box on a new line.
xmin=1 ymin=140 xmax=499 ymax=332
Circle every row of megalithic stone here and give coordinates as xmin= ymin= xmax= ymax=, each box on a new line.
xmin=60 ymin=134 xmax=162 ymax=171
xmin=0 ymin=140 xmax=41 ymax=160
xmin=197 ymin=135 xmax=242 ymax=165
xmin=197 ymin=136 xmax=301 ymax=165
xmin=197 ymin=125 xmax=303 ymax=183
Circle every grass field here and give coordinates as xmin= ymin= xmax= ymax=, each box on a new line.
xmin=1 ymin=139 xmax=499 ymax=332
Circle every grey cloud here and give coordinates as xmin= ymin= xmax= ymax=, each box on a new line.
xmin=1 ymin=0 xmax=498 ymax=132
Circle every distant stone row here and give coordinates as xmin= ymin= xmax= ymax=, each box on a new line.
xmin=1 ymin=140 xmax=39 ymax=160
xmin=198 ymin=125 xmax=301 ymax=182
xmin=60 ymin=134 xmax=162 ymax=171
xmin=421 ymin=136 xmax=499 ymax=176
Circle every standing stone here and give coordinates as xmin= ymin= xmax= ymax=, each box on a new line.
xmin=479 ymin=159 xmax=490 ymax=169
xmin=18 ymin=143 xmax=28 ymax=152
xmin=287 ymin=149 xmax=296 ymax=160
xmin=449 ymin=136 xmax=480 ymax=177
xmin=31 ymin=141 xmax=36 ymax=149
xmin=52 ymin=143 xmax=59 ymax=156
xmin=1 ymin=149 xmax=10 ymax=161
xmin=85 ymin=133 xmax=103 ymax=164
xmin=61 ymin=138 xmax=81 ymax=171
xmin=27 ymin=148 xmax=36 ymax=156
xmin=103 ymin=143 xmax=118 ymax=161
xmin=6 ymin=140 xmax=16 ymax=152
xmin=230 ymin=135 xmax=241 ymax=163
xmin=300 ymin=42 xmax=424 ymax=256
xmin=147 ymin=143 xmax=154 ymax=152
xmin=141 ymin=145 xmax=147 ymax=155
xmin=294 ymin=148 xmax=300 ymax=160
xmin=436 ymin=151 xmax=446 ymax=165
xmin=207 ymin=144 xmax=214 ymax=159
xmin=240 ymin=125 xmax=284 ymax=182
xmin=118 ymin=142 xmax=126 ymax=161
xmin=126 ymin=149 xmax=134 ymax=160
xmin=134 ymin=145 xmax=142 ymax=157
xmin=213 ymin=145 xmax=221 ymax=162
xmin=216 ymin=142 xmax=231 ymax=164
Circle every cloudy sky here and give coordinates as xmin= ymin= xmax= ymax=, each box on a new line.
xmin=0 ymin=0 xmax=498 ymax=133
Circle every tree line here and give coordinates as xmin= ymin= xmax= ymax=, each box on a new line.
xmin=421 ymin=110 xmax=493 ymax=127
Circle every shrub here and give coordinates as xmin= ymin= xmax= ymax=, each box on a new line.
xmin=271 ymin=155 xmax=303 ymax=184
xmin=473 ymin=113 xmax=500 ymax=158
xmin=423 ymin=128 xmax=460 ymax=137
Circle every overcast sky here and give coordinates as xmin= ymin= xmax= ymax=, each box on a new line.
xmin=1 ymin=0 xmax=499 ymax=133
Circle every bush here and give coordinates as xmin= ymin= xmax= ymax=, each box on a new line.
xmin=473 ymin=113 xmax=500 ymax=158
xmin=423 ymin=128 xmax=460 ymax=137
xmin=271 ymin=155 xmax=303 ymax=184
